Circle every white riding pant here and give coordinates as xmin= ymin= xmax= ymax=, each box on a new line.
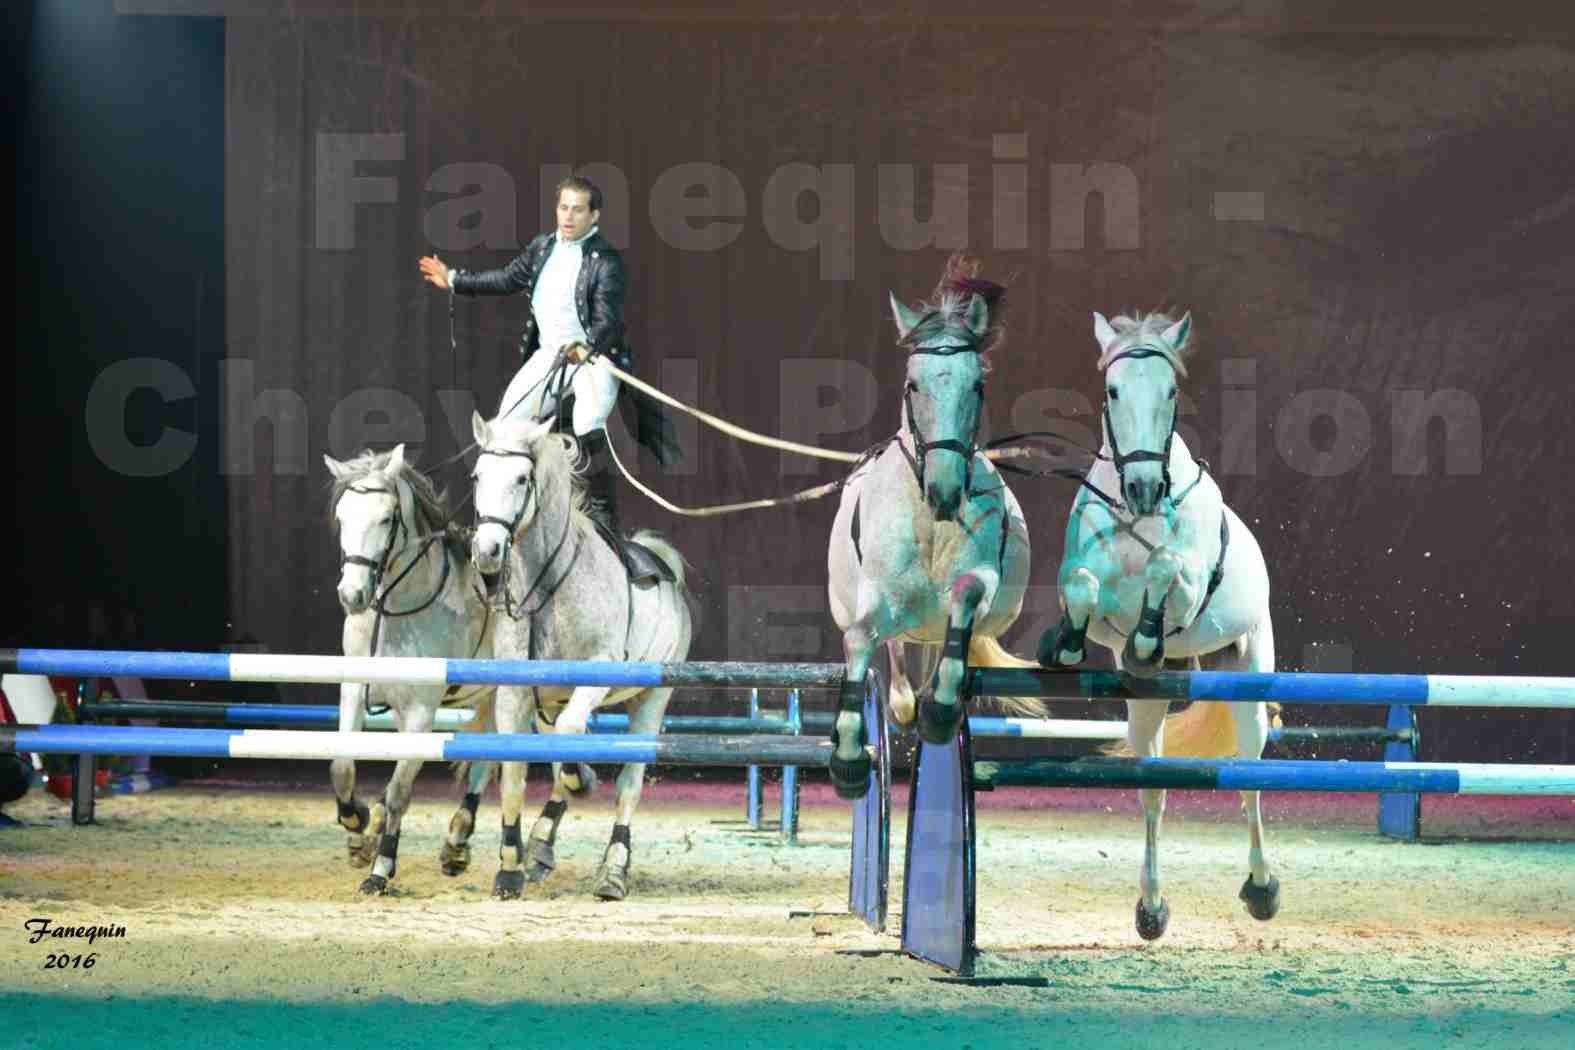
xmin=498 ymin=349 xmax=620 ymax=436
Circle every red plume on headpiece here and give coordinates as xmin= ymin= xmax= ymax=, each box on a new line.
xmin=932 ymin=252 xmax=1008 ymax=357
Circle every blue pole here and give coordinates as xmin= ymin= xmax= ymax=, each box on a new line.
xmin=1377 ymin=704 xmax=1422 ymax=839
xmin=782 ymin=689 xmax=801 ymax=844
xmin=746 ymin=688 xmax=762 ymax=830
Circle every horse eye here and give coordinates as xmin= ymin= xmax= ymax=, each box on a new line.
xmin=906 ymin=380 xmax=918 ymax=392
xmin=516 ymin=474 xmax=529 ymax=486
xmin=1107 ymin=387 xmax=1120 ymax=401
xmin=468 ymin=472 xmax=478 ymax=483
xmin=1168 ymin=388 xmax=1178 ymax=400
xmin=973 ymin=381 xmax=985 ymax=394
xmin=381 ymin=515 xmax=394 ymax=525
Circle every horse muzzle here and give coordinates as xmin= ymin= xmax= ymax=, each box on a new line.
xmin=337 ymin=578 xmax=371 ymax=615
xmin=1123 ymin=474 xmax=1168 ymax=517
xmin=470 ymin=526 xmax=507 ymax=576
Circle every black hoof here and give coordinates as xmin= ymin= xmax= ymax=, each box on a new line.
xmin=524 ymin=839 xmax=556 ymax=883
xmin=1239 ymin=875 xmax=1281 ymax=921
xmin=1136 ymin=897 xmax=1170 ymax=941
xmin=564 ymin=763 xmax=599 ymax=800
xmin=916 ymin=695 xmax=965 ymax=746
xmin=359 ymin=874 xmax=389 ymax=896
xmin=1122 ymin=630 xmax=1165 ymax=679
xmin=829 ymin=748 xmax=871 ymax=801
xmin=828 ymin=715 xmax=871 ymax=800
xmin=493 ymin=869 xmax=526 ymax=900
xmin=1037 ymin=616 xmax=1086 ymax=668
xmin=439 ymin=841 xmax=471 ymax=876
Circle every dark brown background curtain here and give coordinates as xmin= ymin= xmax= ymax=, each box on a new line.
xmin=221 ymin=5 xmax=1575 ymax=762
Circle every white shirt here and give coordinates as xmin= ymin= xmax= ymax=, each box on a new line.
xmin=530 ymin=225 xmax=595 ymax=352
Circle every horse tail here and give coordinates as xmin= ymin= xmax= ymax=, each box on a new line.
xmin=631 ymin=530 xmax=689 ymax=594
xmin=966 ymin=635 xmax=1049 ymax=720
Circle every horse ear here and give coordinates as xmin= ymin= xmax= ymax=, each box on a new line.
xmin=963 ymin=294 xmax=989 ymax=339
xmin=1093 ymin=312 xmax=1119 ymax=355
xmin=1161 ymin=312 xmax=1193 ymax=354
xmin=889 ymin=293 xmax=924 ymax=340
xmin=386 ymin=443 xmax=407 ymax=474
xmin=527 ymin=416 xmax=555 ymax=444
xmin=471 ymin=410 xmax=489 ymax=448
xmin=323 ymin=454 xmax=351 ymax=480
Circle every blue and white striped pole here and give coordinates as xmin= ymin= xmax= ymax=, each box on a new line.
xmin=968 ymin=668 xmax=1575 ymax=708
xmin=0 ymin=650 xmax=848 ymax=690
xmin=2 ymin=724 xmax=838 ymax=767
xmin=973 ymin=756 xmax=1575 ymax=795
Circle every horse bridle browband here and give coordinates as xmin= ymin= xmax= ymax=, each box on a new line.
xmin=1102 ymin=346 xmax=1179 ymax=503
xmin=900 ymin=343 xmax=986 ymax=495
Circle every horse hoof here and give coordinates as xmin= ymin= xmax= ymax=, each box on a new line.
xmin=829 ymin=749 xmax=872 ymax=801
xmin=1135 ymin=897 xmax=1170 ymax=941
xmin=592 ymin=862 xmax=629 ymax=901
xmin=1121 ymin=632 xmax=1165 ymax=679
xmin=493 ymin=869 xmax=526 ymax=900
xmin=347 ymin=833 xmax=376 ymax=868
xmin=439 ymin=841 xmax=471 ymax=877
xmin=1037 ymin=621 xmax=1085 ymax=668
xmin=524 ymin=839 xmax=556 ymax=883
xmin=916 ymin=696 xmax=965 ymax=746
xmin=359 ymin=874 xmax=389 ymax=896
xmin=564 ymin=763 xmax=599 ymax=800
xmin=1239 ymin=875 xmax=1281 ymax=921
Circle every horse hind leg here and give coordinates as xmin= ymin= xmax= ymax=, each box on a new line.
xmin=1125 ymin=692 xmax=1171 ymax=940
xmin=440 ymin=760 xmax=495 ymax=877
xmin=593 ymin=688 xmax=670 ymax=901
xmin=886 ymin=641 xmax=918 ymax=726
xmin=1213 ymin=626 xmax=1281 ymax=921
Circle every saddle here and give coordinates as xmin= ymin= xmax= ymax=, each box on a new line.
xmin=591 ymin=519 xmax=675 ymax=585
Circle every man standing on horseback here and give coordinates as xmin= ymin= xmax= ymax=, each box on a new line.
xmin=420 ymin=174 xmax=676 ymax=540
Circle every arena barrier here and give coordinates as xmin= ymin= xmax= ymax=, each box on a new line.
xmin=0 ymin=648 xmax=891 ymax=934
xmin=900 ymin=670 xmax=1575 ymax=976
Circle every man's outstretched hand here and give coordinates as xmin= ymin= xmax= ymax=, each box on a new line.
xmin=419 ymin=255 xmax=450 ymax=290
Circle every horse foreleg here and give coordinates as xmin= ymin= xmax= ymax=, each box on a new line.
xmin=831 ymin=624 xmax=879 ymax=800
xmin=594 ymin=688 xmax=671 ymax=901
xmin=918 ymin=572 xmax=989 ymax=746
xmin=332 ymin=682 xmax=379 ymax=868
xmin=441 ymin=760 xmax=494 ymax=876
xmin=1126 ymin=695 xmax=1171 ymax=941
xmin=492 ymin=685 xmax=533 ymax=900
xmin=360 ymin=704 xmax=433 ymax=896
xmin=1040 ymin=566 xmax=1099 ymax=667
xmin=1124 ymin=548 xmax=1186 ymax=678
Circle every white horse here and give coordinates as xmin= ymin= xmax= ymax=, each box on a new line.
xmin=469 ymin=413 xmax=693 ymax=901
xmin=1037 ymin=310 xmax=1280 ymax=939
xmin=826 ymin=257 xmax=1045 ymax=799
xmin=325 ymin=444 xmax=499 ymax=894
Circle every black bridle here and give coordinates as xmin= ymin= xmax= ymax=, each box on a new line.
xmin=473 ymin=447 xmax=580 ymax=621
xmin=1102 ymin=346 xmax=1180 ymax=504
xmin=899 ymin=344 xmax=986 ymax=496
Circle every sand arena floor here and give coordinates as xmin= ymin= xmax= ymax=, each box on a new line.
xmin=2 ymin=762 xmax=1572 ymax=1050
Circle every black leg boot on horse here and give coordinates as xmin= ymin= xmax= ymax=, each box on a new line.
xmin=579 ymin=428 xmax=674 ymax=585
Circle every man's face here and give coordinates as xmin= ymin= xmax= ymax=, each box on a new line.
xmin=556 ymin=188 xmax=599 ymax=241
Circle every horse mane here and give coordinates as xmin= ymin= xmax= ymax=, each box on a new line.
xmin=896 ymin=252 xmax=1007 ymax=373
xmin=327 ymin=448 xmax=469 ymax=559
xmin=1099 ymin=310 xmax=1190 ymax=378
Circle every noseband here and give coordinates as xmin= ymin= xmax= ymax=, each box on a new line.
xmin=1102 ymin=346 xmax=1179 ymax=503
xmin=900 ymin=343 xmax=985 ymax=495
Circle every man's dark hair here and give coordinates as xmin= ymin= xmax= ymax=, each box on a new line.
xmin=556 ymin=174 xmax=603 ymax=213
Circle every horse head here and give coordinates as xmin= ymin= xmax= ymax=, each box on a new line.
xmin=890 ymin=289 xmax=990 ymax=522
xmin=1094 ymin=310 xmax=1193 ymax=516
xmin=325 ymin=443 xmax=414 ymax=615
xmin=469 ymin=411 xmax=555 ymax=578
